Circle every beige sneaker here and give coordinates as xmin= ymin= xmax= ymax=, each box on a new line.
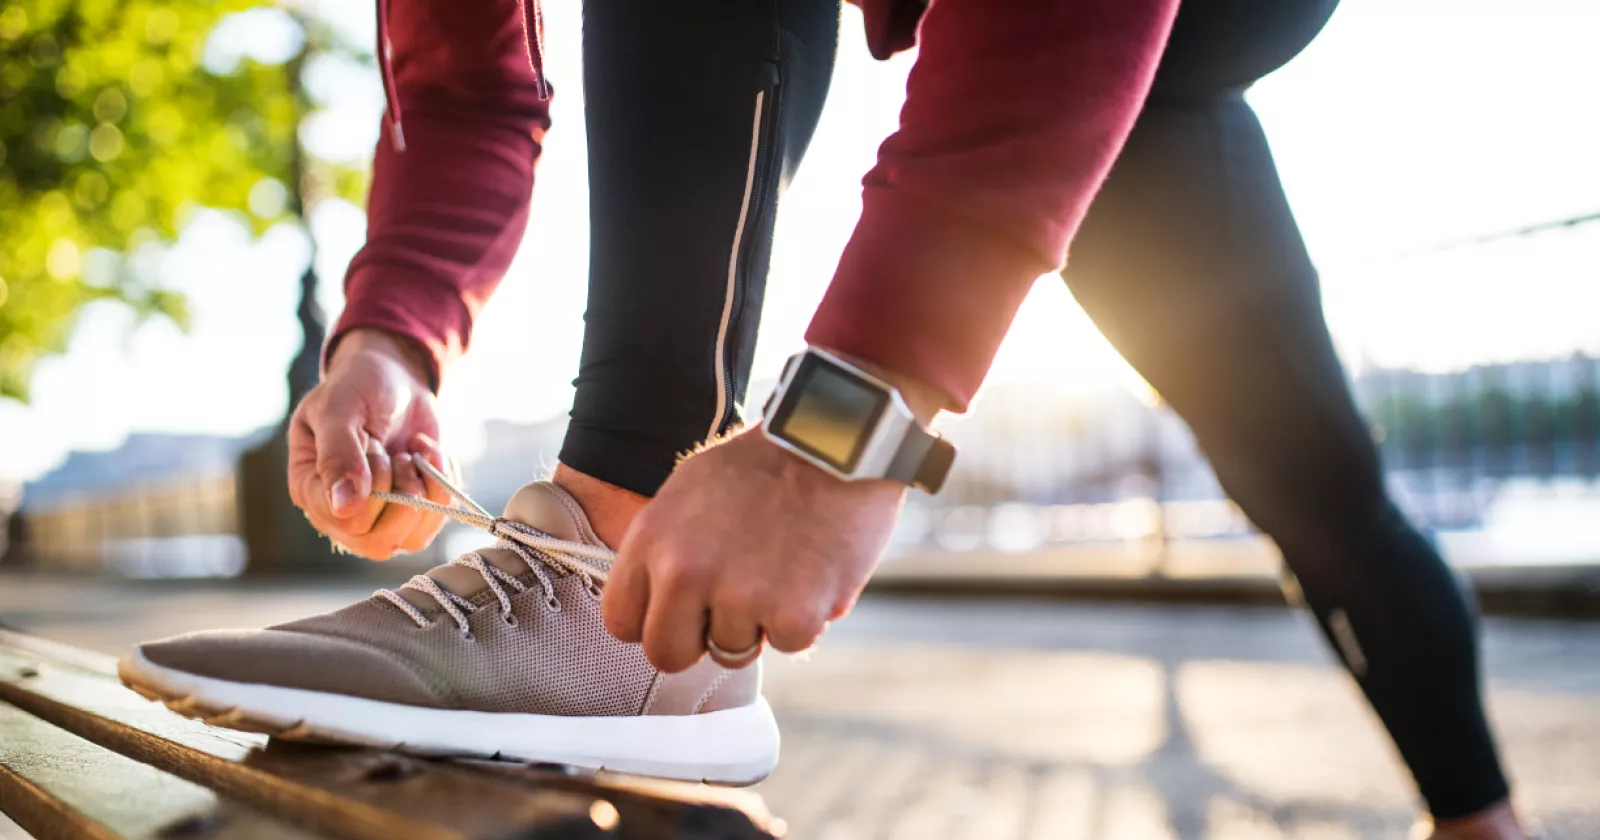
xmin=117 ymin=478 xmax=779 ymax=784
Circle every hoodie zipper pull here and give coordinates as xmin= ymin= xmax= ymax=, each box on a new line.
xmin=375 ymin=0 xmax=406 ymax=151
xmin=521 ymin=0 xmax=552 ymax=101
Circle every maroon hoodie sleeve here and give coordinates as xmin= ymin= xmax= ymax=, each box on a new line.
xmin=807 ymin=0 xmax=1178 ymax=410
xmin=327 ymin=0 xmax=551 ymax=389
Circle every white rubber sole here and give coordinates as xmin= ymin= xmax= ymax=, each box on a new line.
xmin=117 ymin=648 xmax=780 ymax=785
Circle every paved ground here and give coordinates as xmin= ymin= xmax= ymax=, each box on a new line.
xmin=2 ymin=574 xmax=1598 ymax=839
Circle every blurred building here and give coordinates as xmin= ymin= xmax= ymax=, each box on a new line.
xmin=461 ymin=418 xmax=571 ymax=512
xmin=7 ymin=431 xmax=267 ymax=576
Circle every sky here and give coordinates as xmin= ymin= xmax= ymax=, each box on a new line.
xmin=2 ymin=0 xmax=1599 ymax=482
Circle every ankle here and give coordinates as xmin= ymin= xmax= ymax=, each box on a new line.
xmin=1424 ymin=800 xmax=1527 ymax=840
xmin=551 ymin=463 xmax=649 ymax=549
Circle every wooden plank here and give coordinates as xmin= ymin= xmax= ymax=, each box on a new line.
xmin=0 ymin=701 xmax=319 ymax=840
xmin=466 ymin=763 xmax=776 ymax=840
xmin=0 ymin=631 xmax=774 ymax=840
xmin=0 ymin=651 xmax=604 ymax=840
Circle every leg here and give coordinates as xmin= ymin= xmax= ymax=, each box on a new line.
xmin=1063 ymin=0 xmax=1514 ymax=824
xmin=562 ymin=0 xmax=839 ymax=507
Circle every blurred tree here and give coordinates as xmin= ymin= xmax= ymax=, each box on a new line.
xmin=2 ymin=0 xmax=374 ymax=572
xmin=2 ymin=0 xmax=271 ymax=397
xmin=0 ymin=0 xmax=367 ymax=401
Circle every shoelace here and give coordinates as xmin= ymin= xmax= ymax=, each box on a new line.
xmin=370 ymin=460 xmax=615 ymax=636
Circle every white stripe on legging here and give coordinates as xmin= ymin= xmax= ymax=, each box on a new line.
xmin=708 ymin=90 xmax=767 ymax=440
xmin=1328 ymin=608 xmax=1369 ymax=677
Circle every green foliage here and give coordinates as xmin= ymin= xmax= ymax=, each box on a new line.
xmin=0 ymin=0 xmax=334 ymax=401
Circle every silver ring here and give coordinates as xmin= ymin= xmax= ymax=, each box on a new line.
xmin=705 ymin=631 xmax=764 ymax=666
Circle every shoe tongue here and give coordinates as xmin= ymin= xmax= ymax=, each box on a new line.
xmin=396 ymin=481 xmax=607 ymax=611
xmin=499 ymin=481 xmax=606 ymax=547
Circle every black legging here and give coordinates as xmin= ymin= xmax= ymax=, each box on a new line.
xmin=567 ymin=0 xmax=1509 ymax=819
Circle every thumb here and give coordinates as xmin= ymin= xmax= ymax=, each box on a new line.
xmin=313 ymin=394 xmax=373 ymax=519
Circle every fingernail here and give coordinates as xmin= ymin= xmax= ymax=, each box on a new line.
xmin=331 ymin=478 xmax=357 ymax=512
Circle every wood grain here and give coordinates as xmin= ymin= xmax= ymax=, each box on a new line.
xmin=0 ymin=702 xmax=317 ymax=840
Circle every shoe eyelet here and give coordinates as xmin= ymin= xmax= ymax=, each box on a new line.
xmin=544 ymin=595 xmax=562 ymax=613
xmin=502 ymin=612 xmax=519 ymax=628
xmin=459 ymin=629 xmax=476 ymax=642
xmin=584 ymin=582 xmax=603 ymax=600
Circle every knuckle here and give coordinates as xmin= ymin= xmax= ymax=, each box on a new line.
xmin=653 ymin=555 xmax=710 ymax=591
xmin=713 ymin=579 xmax=763 ymax=611
xmin=315 ymin=451 xmax=355 ymax=475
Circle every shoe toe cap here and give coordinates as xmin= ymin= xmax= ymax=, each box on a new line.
xmin=133 ymin=629 xmax=445 ymax=707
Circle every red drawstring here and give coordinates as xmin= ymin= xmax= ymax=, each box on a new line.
xmin=519 ymin=0 xmax=553 ymax=100
xmin=375 ymin=0 xmax=406 ymax=151
xmin=375 ymin=0 xmax=550 ymax=155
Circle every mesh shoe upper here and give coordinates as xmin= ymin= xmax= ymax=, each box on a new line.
xmin=135 ymin=481 xmax=757 ymax=717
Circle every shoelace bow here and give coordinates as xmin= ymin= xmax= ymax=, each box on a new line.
xmin=370 ymin=460 xmax=615 ymax=635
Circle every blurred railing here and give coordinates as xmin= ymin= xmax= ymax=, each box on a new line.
xmin=884 ymin=214 xmax=1600 ymax=572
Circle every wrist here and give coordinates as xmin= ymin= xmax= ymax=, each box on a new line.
xmin=329 ymin=328 xmax=434 ymax=388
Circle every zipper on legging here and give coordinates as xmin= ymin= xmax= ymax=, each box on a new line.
xmin=711 ymin=62 xmax=782 ymax=437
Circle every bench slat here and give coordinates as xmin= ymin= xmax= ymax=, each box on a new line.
xmin=0 ymin=650 xmax=604 ymax=840
xmin=0 ymin=702 xmax=319 ymax=840
xmin=0 ymin=631 xmax=773 ymax=840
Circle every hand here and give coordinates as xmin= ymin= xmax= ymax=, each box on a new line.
xmin=603 ymin=428 xmax=907 ymax=672
xmin=287 ymin=328 xmax=457 ymax=560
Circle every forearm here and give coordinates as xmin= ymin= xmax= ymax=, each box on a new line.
xmin=807 ymin=0 xmax=1179 ymax=410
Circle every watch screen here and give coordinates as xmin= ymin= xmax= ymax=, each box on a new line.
xmin=771 ymin=356 xmax=889 ymax=472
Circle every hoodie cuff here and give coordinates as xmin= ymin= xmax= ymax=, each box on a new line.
xmin=325 ymin=265 xmax=476 ymax=393
xmin=805 ymin=187 xmax=1051 ymax=412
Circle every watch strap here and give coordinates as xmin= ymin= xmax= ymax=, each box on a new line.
xmin=886 ymin=425 xmax=955 ymax=494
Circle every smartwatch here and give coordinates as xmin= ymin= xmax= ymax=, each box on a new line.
xmin=759 ymin=348 xmax=955 ymax=493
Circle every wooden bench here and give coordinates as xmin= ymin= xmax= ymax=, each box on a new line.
xmin=0 ymin=629 xmax=778 ymax=839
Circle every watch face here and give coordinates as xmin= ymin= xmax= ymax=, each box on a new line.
xmin=770 ymin=354 xmax=890 ymax=473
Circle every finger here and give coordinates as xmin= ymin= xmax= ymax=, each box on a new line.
xmin=396 ymin=438 xmax=451 ymax=553
xmin=706 ymin=600 xmax=765 ymax=669
xmin=287 ymin=407 xmax=319 ymax=513
xmin=764 ymin=605 xmax=827 ymax=655
xmin=395 ymin=453 xmax=448 ymax=553
xmin=342 ymin=438 xmax=393 ymax=535
xmin=602 ymin=547 xmax=650 ymax=644
xmin=313 ymin=394 xmax=373 ymax=519
xmin=413 ymin=433 xmax=465 ymax=490
xmin=407 ymin=435 xmax=457 ymax=506
xmin=366 ymin=452 xmax=426 ymax=559
xmin=641 ymin=561 xmax=711 ymax=673
xmin=290 ymin=408 xmax=362 ymax=541
xmin=398 ymin=509 xmax=447 ymax=555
